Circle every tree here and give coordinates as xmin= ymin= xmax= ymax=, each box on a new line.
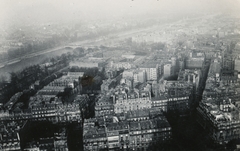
xmin=99 ymin=45 xmax=107 ymax=49
xmin=125 ymin=38 xmax=132 ymax=46
xmin=27 ymin=44 xmax=33 ymax=53
xmin=10 ymin=72 xmax=19 ymax=84
xmin=0 ymin=75 xmax=7 ymax=83
xmin=50 ymin=57 xmax=56 ymax=65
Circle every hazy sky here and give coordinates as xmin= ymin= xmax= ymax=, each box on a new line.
xmin=0 ymin=0 xmax=240 ymax=29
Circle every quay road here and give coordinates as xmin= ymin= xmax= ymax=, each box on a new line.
xmin=0 ymin=24 xmax=166 ymax=69
xmin=0 ymin=14 xmax=204 ymax=68
xmin=0 ymin=24 xmax=165 ymax=74
xmin=0 ymin=14 xmax=216 ymax=75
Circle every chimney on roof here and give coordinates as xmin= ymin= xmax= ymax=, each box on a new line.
xmin=193 ymin=74 xmax=196 ymax=83
xmin=184 ymin=73 xmax=187 ymax=81
xmin=130 ymin=77 xmax=134 ymax=91
xmin=112 ymin=95 xmax=116 ymax=104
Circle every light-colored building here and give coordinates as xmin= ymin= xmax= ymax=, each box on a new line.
xmin=133 ymin=69 xmax=146 ymax=83
xmin=122 ymin=70 xmax=134 ymax=78
xmin=186 ymin=57 xmax=204 ymax=69
xmin=70 ymin=61 xmax=98 ymax=68
xmin=178 ymin=69 xmax=202 ymax=90
xmin=163 ymin=64 xmax=172 ymax=77
xmin=67 ymin=72 xmax=84 ymax=79
xmin=121 ymin=54 xmax=135 ymax=59
xmin=114 ymin=62 xmax=132 ymax=69
xmin=113 ymin=89 xmax=151 ymax=114
xmin=69 ymin=60 xmax=106 ymax=68
xmin=235 ymin=58 xmax=240 ymax=72
xmin=139 ymin=64 xmax=158 ymax=81
xmin=122 ymin=69 xmax=146 ymax=83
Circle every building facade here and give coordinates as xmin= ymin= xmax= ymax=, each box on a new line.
xmin=139 ymin=64 xmax=158 ymax=81
xmin=83 ymin=109 xmax=172 ymax=151
xmin=113 ymin=90 xmax=151 ymax=114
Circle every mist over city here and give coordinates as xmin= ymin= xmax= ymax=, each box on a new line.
xmin=0 ymin=0 xmax=240 ymax=151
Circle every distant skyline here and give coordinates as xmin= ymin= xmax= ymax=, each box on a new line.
xmin=0 ymin=0 xmax=240 ymax=31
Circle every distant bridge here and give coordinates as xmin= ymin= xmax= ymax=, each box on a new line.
xmin=65 ymin=44 xmax=98 ymax=49
xmin=65 ymin=45 xmax=82 ymax=49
